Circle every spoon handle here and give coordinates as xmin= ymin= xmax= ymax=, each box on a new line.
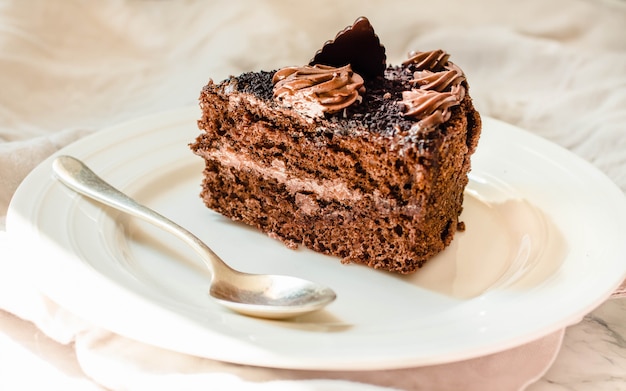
xmin=51 ymin=155 xmax=230 ymax=276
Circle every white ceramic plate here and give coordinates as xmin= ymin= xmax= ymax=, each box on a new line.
xmin=7 ymin=106 xmax=626 ymax=370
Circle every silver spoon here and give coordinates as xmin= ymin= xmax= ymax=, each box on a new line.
xmin=52 ymin=155 xmax=336 ymax=319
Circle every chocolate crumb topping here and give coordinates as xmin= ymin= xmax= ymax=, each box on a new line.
xmin=310 ymin=16 xmax=386 ymax=80
xmin=235 ymin=67 xmax=417 ymax=136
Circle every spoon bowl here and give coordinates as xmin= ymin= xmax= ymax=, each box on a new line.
xmin=52 ymin=155 xmax=336 ymax=319
xmin=210 ymin=273 xmax=337 ymax=318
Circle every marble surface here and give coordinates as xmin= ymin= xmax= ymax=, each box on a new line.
xmin=530 ymin=298 xmax=626 ymax=391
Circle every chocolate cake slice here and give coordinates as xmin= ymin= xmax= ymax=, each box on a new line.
xmin=191 ymin=17 xmax=481 ymax=274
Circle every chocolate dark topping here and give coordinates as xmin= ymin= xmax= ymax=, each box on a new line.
xmin=309 ymin=16 xmax=386 ymax=80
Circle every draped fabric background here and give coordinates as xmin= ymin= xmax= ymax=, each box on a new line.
xmin=0 ymin=0 xmax=624 ymax=390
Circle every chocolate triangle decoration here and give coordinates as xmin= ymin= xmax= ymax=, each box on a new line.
xmin=309 ymin=16 xmax=386 ymax=80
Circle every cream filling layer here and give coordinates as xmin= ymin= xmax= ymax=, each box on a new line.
xmin=206 ymin=146 xmax=363 ymax=202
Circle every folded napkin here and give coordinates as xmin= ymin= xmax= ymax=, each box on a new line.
xmin=1 ymin=0 xmax=625 ymax=390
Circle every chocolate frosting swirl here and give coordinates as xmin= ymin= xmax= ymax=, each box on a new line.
xmin=402 ymin=49 xmax=449 ymax=71
xmin=401 ymin=86 xmax=463 ymax=128
xmin=272 ymin=64 xmax=365 ymax=117
xmin=410 ymin=63 xmax=466 ymax=93
xmin=401 ymin=50 xmax=466 ymax=129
